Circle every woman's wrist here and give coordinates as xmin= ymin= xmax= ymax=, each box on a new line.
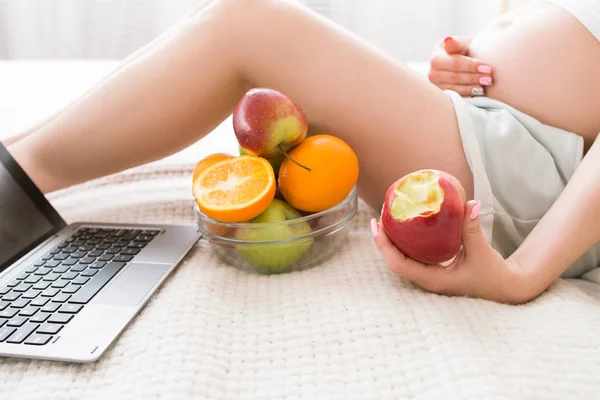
xmin=504 ymin=255 xmax=548 ymax=304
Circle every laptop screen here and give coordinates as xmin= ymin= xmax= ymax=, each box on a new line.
xmin=0 ymin=143 xmax=66 ymax=272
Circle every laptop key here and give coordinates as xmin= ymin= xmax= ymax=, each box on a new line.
xmin=102 ymin=237 xmax=118 ymax=244
xmin=0 ymin=287 xmax=11 ymax=296
xmin=21 ymin=290 xmax=41 ymax=299
xmin=13 ymin=283 xmax=32 ymax=292
xmin=142 ymin=229 xmax=160 ymax=236
xmin=2 ymin=292 xmax=20 ymax=302
xmin=34 ymin=260 xmax=46 ymax=267
xmin=88 ymin=250 xmax=103 ymax=258
xmin=87 ymin=238 xmax=102 ymax=245
xmin=6 ymin=316 xmax=27 ymax=327
xmin=106 ymin=247 xmax=121 ymax=255
xmin=0 ymin=308 xmax=19 ymax=318
xmin=52 ymin=293 xmax=71 ymax=303
xmin=79 ymin=245 xmax=94 ymax=252
xmin=70 ymin=265 xmax=87 ymax=273
xmin=96 ymin=243 xmax=111 ymax=250
xmin=43 ymin=273 xmax=62 ymax=282
xmin=25 ymin=334 xmax=53 ymax=346
xmin=89 ymin=261 xmax=107 ymax=269
xmin=62 ymin=284 xmax=80 ymax=293
xmin=62 ymin=247 xmax=77 ymax=254
xmin=111 ymin=229 xmax=128 ymax=237
xmin=30 ymin=312 xmax=51 ymax=323
xmin=120 ymin=248 xmax=139 ymax=256
xmin=33 ymin=268 xmax=52 ymax=276
xmin=51 ymin=280 xmax=69 ymax=289
xmin=72 ymin=240 xmax=85 ymax=246
xmin=135 ymin=235 xmax=154 ymax=242
xmin=72 ymin=276 xmax=89 ymax=285
xmin=41 ymin=288 xmax=60 ymax=297
xmin=62 ymin=272 xmax=78 ymax=280
xmin=58 ymin=304 xmax=82 ymax=314
xmin=24 ymin=275 xmax=42 ymax=284
xmin=113 ymin=255 xmax=133 ymax=263
xmin=98 ymin=254 xmax=114 ymax=261
xmin=0 ymin=327 xmax=16 ymax=342
xmin=42 ymin=254 xmax=53 ymax=261
xmin=19 ymin=306 xmax=39 ymax=317
xmin=79 ymin=257 xmax=96 ymax=265
xmin=16 ymin=272 xmax=29 ymax=280
xmin=61 ymin=259 xmax=78 ymax=266
xmin=30 ymin=297 xmax=50 ymax=307
xmin=122 ymin=231 xmax=139 ymax=240
xmin=33 ymin=281 xmax=51 ymax=290
xmin=11 ymin=299 xmax=30 ymax=308
xmin=69 ymin=261 xmax=127 ymax=304
xmin=45 ymin=260 xmax=60 ymax=268
xmin=128 ymin=242 xmax=146 ymax=249
xmin=41 ymin=303 xmax=60 ymax=313
xmin=48 ymin=313 xmax=73 ymax=324
xmin=0 ymin=301 xmax=9 ymax=311
xmin=6 ymin=323 xmax=39 ymax=344
xmin=52 ymin=291 xmax=71 ymax=303
xmin=6 ymin=279 xmax=20 ymax=287
xmin=71 ymin=252 xmax=87 ymax=259
xmin=80 ymin=269 xmax=98 ymax=278
xmin=52 ymin=254 xmax=69 ymax=261
xmin=38 ymin=323 xmax=62 ymax=334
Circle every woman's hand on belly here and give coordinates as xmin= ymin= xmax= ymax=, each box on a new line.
xmin=371 ymin=201 xmax=531 ymax=305
xmin=428 ymin=36 xmax=494 ymax=98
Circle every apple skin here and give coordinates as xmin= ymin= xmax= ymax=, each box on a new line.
xmin=239 ymin=146 xmax=285 ymax=177
xmin=233 ymin=88 xmax=308 ymax=159
xmin=235 ymin=199 xmax=312 ymax=274
xmin=381 ymin=170 xmax=466 ymax=264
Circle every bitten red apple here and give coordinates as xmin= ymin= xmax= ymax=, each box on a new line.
xmin=233 ymin=88 xmax=308 ymax=159
xmin=381 ymin=169 xmax=466 ymax=264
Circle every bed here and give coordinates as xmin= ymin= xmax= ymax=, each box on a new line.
xmin=1 ymin=60 xmax=599 ymax=400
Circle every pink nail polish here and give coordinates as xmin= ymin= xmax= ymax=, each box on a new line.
xmin=444 ymin=36 xmax=453 ymax=44
xmin=477 ymin=65 xmax=492 ymax=74
xmin=370 ymin=219 xmax=379 ymax=237
xmin=479 ymin=77 xmax=493 ymax=86
xmin=469 ymin=201 xmax=481 ymax=220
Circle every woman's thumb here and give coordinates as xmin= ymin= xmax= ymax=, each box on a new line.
xmin=443 ymin=36 xmax=470 ymax=55
xmin=461 ymin=200 xmax=487 ymax=254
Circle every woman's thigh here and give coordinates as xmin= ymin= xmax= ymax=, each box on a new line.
xmin=225 ymin=0 xmax=474 ymax=208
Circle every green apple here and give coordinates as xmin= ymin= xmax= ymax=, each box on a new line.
xmin=235 ymin=199 xmax=312 ymax=274
xmin=239 ymin=146 xmax=284 ymax=177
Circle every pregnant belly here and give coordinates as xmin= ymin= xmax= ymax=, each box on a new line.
xmin=468 ymin=2 xmax=600 ymax=150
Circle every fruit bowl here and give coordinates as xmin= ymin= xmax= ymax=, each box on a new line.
xmin=194 ymin=186 xmax=358 ymax=274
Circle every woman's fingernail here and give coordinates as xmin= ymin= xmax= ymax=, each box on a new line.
xmin=370 ymin=219 xmax=379 ymax=237
xmin=469 ymin=201 xmax=481 ymax=220
xmin=479 ymin=77 xmax=493 ymax=86
xmin=444 ymin=36 xmax=453 ymax=44
xmin=471 ymin=87 xmax=484 ymax=97
xmin=477 ymin=65 xmax=492 ymax=74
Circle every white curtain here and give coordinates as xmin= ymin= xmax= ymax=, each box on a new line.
xmin=0 ymin=0 xmax=502 ymax=61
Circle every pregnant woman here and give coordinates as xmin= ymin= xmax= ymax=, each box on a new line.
xmin=3 ymin=0 xmax=599 ymax=304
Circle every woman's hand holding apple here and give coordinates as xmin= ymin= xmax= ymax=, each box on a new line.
xmin=373 ymin=170 xmax=530 ymax=304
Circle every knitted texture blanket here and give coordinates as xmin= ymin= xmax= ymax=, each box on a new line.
xmin=1 ymin=162 xmax=599 ymax=400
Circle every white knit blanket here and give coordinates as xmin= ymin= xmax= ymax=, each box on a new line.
xmin=2 ymin=162 xmax=600 ymax=400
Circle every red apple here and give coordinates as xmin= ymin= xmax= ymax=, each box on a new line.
xmin=233 ymin=88 xmax=308 ymax=159
xmin=381 ymin=169 xmax=466 ymax=264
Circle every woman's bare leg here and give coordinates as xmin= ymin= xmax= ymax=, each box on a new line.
xmin=7 ymin=0 xmax=473 ymax=210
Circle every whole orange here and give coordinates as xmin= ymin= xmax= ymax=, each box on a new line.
xmin=192 ymin=153 xmax=233 ymax=183
xmin=278 ymin=134 xmax=359 ymax=212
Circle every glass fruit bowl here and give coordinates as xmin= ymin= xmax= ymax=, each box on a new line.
xmin=194 ymin=186 xmax=358 ymax=274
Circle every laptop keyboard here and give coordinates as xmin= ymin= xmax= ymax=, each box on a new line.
xmin=0 ymin=227 xmax=160 ymax=346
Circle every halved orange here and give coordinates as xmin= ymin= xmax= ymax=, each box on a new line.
xmin=193 ymin=155 xmax=276 ymax=223
xmin=192 ymin=153 xmax=233 ymax=183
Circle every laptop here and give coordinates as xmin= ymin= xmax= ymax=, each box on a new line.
xmin=0 ymin=143 xmax=202 ymax=362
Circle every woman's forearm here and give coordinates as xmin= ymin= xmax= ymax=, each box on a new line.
xmin=509 ymin=135 xmax=600 ymax=297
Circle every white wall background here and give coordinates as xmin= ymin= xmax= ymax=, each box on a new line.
xmin=0 ymin=0 xmax=506 ymax=62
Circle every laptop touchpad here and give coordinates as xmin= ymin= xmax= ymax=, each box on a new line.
xmin=94 ymin=262 xmax=171 ymax=307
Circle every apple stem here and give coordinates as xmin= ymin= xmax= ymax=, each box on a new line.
xmin=278 ymin=144 xmax=311 ymax=172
